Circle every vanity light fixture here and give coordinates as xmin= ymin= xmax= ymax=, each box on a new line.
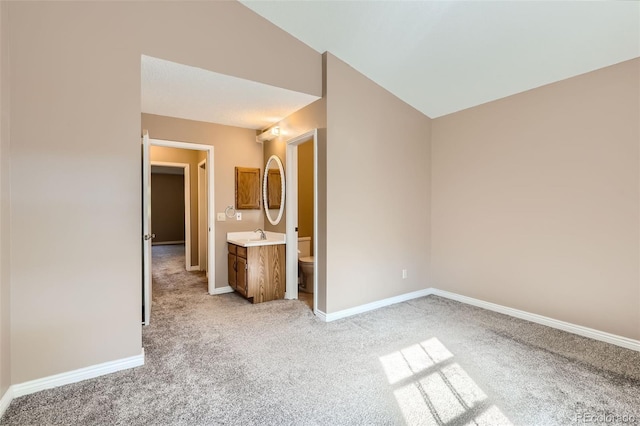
xmin=256 ymin=126 xmax=280 ymax=143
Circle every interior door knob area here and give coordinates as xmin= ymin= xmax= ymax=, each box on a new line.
xmin=144 ymin=233 xmax=156 ymax=241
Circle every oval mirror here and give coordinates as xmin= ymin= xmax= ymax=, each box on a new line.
xmin=263 ymin=155 xmax=285 ymax=225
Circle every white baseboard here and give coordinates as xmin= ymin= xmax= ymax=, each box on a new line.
xmin=187 ymin=265 xmax=200 ymax=272
xmin=322 ymin=288 xmax=433 ymax=322
xmin=430 ymin=288 xmax=640 ymax=352
xmin=211 ymin=286 xmax=234 ymax=295
xmin=315 ymin=286 xmax=639 ymax=352
xmin=0 ymin=385 xmax=13 ymax=419
xmin=152 ymin=240 xmax=185 ymax=246
xmin=314 ymin=309 xmax=327 ymax=321
xmin=11 ymin=349 xmax=145 ymax=398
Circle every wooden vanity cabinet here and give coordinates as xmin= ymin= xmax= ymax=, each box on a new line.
xmin=228 ymin=244 xmax=248 ymax=297
xmin=227 ymin=243 xmax=285 ymax=304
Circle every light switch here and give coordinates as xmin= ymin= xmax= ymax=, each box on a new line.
xmin=217 ymin=213 xmax=226 ymax=222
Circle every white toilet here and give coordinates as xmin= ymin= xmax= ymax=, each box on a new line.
xmin=298 ymin=236 xmax=314 ymax=293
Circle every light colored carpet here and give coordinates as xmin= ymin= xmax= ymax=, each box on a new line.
xmin=2 ymin=244 xmax=639 ymax=425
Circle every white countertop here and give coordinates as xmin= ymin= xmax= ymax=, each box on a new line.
xmin=227 ymin=231 xmax=286 ymax=247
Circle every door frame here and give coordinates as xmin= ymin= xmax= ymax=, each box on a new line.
xmin=150 ymin=161 xmax=193 ymax=271
xmin=146 ymin=137 xmax=215 ymax=295
xmin=285 ymin=129 xmax=318 ymax=314
xmin=197 ymin=158 xmax=208 ymax=274
xmin=143 ymin=131 xmax=152 ymax=326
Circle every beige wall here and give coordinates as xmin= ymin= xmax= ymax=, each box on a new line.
xmin=0 ymin=0 xmax=10 ymax=397
xmin=262 ymin=54 xmax=432 ymax=315
xmin=431 ymin=59 xmax=640 ymax=340
xmin=324 ymin=53 xmax=432 ymax=313
xmin=150 ymin=146 xmax=201 ymax=266
xmin=150 ymin=173 xmax=185 ymax=244
xmin=8 ymin=1 xmax=320 ymax=384
xmin=143 ymin=114 xmax=264 ymax=291
xmin=298 ymin=140 xmax=315 ymax=255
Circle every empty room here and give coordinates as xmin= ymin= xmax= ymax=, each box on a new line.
xmin=0 ymin=1 xmax=638 ymax=425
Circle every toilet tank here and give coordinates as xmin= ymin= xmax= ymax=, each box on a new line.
xmin=298 ymin=237 xmax=311 ymax=258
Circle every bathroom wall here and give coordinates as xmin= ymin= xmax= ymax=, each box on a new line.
xmin=0 ymin=0 xmax=10 ymax=399
xmin=142 ymin=113 xmax=264 ymax=292
xmin=150 ymin=173 xmax=185 ymax=244
xmin=150 ymin=146 xmax=201 ymax=266
xmin=8 ymin=0 xmax=320 ymax=384
xmin=298 ymin=141 xmax=315 ymax=255
xmin=263 ymin=97 xmax=328 ymax=235
xmin=262 ymin=97 xmax=327 ymax=310
xmin=324 ymin=53 xmax=432 ymax=314
xmin=431 ymin=58 xmax=640 ymax=340
xmin=262 ymin=139 xmax=286 ymax=234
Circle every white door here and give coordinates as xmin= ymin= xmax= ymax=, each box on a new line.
xmin=142 ymin=131 xmax=154 ymax=325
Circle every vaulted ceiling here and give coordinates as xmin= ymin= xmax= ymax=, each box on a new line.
xmin=142 ymin=2 xmax=639 ymax=128
xmin=241 ymin=1 xmax=640 ymax=118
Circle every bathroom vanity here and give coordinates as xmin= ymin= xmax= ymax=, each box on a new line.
xmin=227 ymin=232 xmax=286 ymax=304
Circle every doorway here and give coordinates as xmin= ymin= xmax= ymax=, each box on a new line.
xmin=142 ymin=135 xmax=215 ymax=325
xmin=285 ymin=129 xmax=319 ymax=314
xmin=150 ymin=161 xmax=191 ymax=272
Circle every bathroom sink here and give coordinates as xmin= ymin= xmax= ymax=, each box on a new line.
xmin=227 ymin=231 xmax=286 ymax=247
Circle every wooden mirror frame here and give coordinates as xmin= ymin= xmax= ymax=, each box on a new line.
xmin=263 ymin=155 xmax=285 ymax=225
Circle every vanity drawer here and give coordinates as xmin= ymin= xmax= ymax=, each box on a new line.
xmin=228 ymin=243 xmax=237 ymax=255
xmin=236 ymin=246 xmax=247 ymax=259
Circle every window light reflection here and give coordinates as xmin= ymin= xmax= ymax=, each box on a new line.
xmin=380 ymin=338 xmax=512 ymax=426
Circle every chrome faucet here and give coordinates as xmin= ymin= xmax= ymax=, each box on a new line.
xmin=255 ymin=228 xmax=266 ymax=240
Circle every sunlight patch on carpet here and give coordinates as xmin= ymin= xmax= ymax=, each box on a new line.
xmin=380 ymin=338 xmax=512 ymax=425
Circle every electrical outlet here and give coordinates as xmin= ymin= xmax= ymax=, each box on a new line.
xmin=236 ymin=212 xmax=242 ymax=221
xmin=402 ymin=269 xmax=408 ymax=279
xmin=217 ymin=213 xmax=226 ymax=222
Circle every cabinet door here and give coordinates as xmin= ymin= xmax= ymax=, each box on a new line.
xmin=228 ymin=253 xmax=237 ymax=289
xmin=235 ymin=167 xmax=261 ymax=209
xmin=236 ymin=256 xmax=248 ymax=297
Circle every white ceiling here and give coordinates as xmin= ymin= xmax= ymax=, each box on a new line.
xmin=241 ymin=1 xmax=640 ymax=118
xmin=141 ymin=55 xmax=319 ymax=130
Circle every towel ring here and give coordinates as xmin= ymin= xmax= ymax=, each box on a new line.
xmin=225 ymin=205 xmax=236 ymax=218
